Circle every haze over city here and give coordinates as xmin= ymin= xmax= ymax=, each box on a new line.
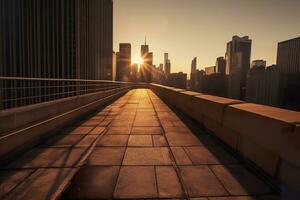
xmin=114 ymin=0 xmax=300 ymax=74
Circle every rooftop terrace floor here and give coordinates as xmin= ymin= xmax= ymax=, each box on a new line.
xmin=0 ymin=89 xmax=279 ymax=199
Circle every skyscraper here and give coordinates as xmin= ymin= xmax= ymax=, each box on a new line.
xmin=131 ymin=64 xmax=139 ymax=82
xmin=246 ymin=65 xmax=282 ymax=107
xmin=116 ymin=43 xmax=131 ymax=81
xmin=141 ymin=38 xmax=149 ymax=59
xmin=112 ymin=52 xmax=117 ymax=81
xmin=190 ymin=57 xmax=197 ymax=89
xmin=140 ymin=40 xmax=153 ymax=82
xmin=165 ymin=62 xmax=171 ymax=76
xmin=158 ymin=64 xmax=164 ymax=72
xmin=0 ymin=0 xmax=113 ymax=80
xmin=164 ymin=53 xmax=169 ymax=72
xmin=277 ymin=37 xmax=300 ymax=73
xmin=276 ymin=37 xmax=300 ymax=111
xmin=191 ymin=57 xmax=197 ymax=73
xmin=225 ymin=36 xmax=252 ymax=100
xmin=216 ymin=57 xmax=226 ymax=74
xmin=169 ymin=72 xmax=187 ymax=89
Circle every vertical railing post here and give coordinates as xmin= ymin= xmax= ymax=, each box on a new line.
xmin=0 ymin=78 xmax=3 ymax=110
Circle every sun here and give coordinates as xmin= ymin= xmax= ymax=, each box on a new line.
xmin=133 ymin=57 xmax=144 ymax=65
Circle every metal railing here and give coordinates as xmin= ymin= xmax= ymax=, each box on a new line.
xmin=0 ymin=77 xmax=134 ymax=110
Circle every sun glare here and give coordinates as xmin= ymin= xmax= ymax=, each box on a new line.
xmin=134 ymin=57 xmax=144 ymax=65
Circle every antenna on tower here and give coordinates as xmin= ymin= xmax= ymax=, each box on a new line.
xmin=145 ymin=35 xmax=147 ymax=45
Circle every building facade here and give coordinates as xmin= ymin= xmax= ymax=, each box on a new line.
xmin=140 ymin=42 xmax=154 ymax=83
xmin=216 ymin=57 xmax=226 ymax=74
xmin=246 ymin=65 xmax=282 ymax=107
xmin=0 ymin=0 xmax=113 ymax=80
xmin=0 ymin=0 xmax=113 ymax=109
xmin=276 ymin=37 xmax=300 ymax=111
xmin=225 ymin=36 xmax=252 ymax=100
xmin=277 ymin=37 xmax=300 ymax=73
xmin=168 ymin=72 xmax=187 ymax=89
xmin=190 ymin=57 xmax=197 ymax=89
xmin=251 ymin=60 xmax=267 ymax=69
xmin=116 ymin=43 xmax=131 ymax=81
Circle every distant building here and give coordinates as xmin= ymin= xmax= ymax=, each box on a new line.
xmin=169 ymin=72 xmax=187 ymax=89
xmin=152 ymin=67 xmax=165 ymax=84
xmin=277 ymin=37 xmax=300 ymax=73
xmin=276 ymin=37 xmax=300 ymax=111
xmin=246 ymin=65 xmax=282 ymax=107
xmin=165 ymin=61 xmax=171 ymax=76
xmin=251 ymin=60 xmax=266 ymax=69
xmin=116 ymin=43 xmax=131 ymax=81
xmin=158 ymin=64 xmax=164 ymax=72
xmin=190 ymin=57 xmax=198 ymax=89
xmin=164 ymin=53 xmax=169 ymax=71
xmin=216 ymin=57 xmax=226 ymax=74
xmin=112 ymin=52 xmax=117 ymax=81
xmin=140 ymin=41 xmax=153 ymax=82
xmin=191 ymin=57 xmax=197 ymax=73
xmin=205 ymin=66 xmax=216 ymax=75
xmin=131 ymin=64 xmax=139 ymax=82
xmin=226 ymin=35 xmax=252 ymax=100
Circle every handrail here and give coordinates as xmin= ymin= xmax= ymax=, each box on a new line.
xmin=0 ymin=76 xmax=131 ymax=84
xmin=0 ymin=76 xmax=144 ymax=110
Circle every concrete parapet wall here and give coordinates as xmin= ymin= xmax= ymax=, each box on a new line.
xmin=0 ymin=88 xmax=130 ymax=162
xmin=150 ymin=83 xmax=300 ymax=195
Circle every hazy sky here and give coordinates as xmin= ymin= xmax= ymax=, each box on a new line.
xmin=114 ymin=0 xmax=300 ymax=74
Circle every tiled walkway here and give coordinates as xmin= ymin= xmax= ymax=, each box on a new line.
xmin=1 ymin=89 xmax=279 ymax=200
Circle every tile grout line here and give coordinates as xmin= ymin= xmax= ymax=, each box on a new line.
xmin=112 ymin=89 xmax=139 ymax=198
xmin=147 ymin=89 xmax=190 ymax=200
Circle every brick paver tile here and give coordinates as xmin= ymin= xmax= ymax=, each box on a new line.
xmin=89 ymin=127 xmax=105 ymax=135
xmin=131 ymin=127 xmax=163 ymax=135
xmin=40 ymin=135 xmax=85 ymax=147
xmin=78 ymin=119 xmax=102 ymax=127
xmin=180 ymin=166 xmax=228 ymax=197
xmin=210 ymin=165 xmax=271 ymax=195
xmin=75 ymin=135 xmax=98 ymax=147
xmin=133 ymin=121 xmax=161 ymax=127
xmin=6 ymin=148 xmax=66 ymax=168
xmin=166 ymin=133 xmax=203 ymax=146
xmin=106 ymin=127 xmax=131 ymax=135
xmin=171 ymin=147 xmax=193 ymax=165
xmin=111 ymin=121 xmax=133 ymax=127
xmin=123 ymin=147 xmax=172 ymax=165
xmin=153 ymin=135 xmax=168 ymax=147
xmin=52 ymin=148 xmax=88 ymax=167
xmin=114 ymin=166 xmax=158 ymax=199
xmin=184 ymin=146 xmax=238 ymax=164
xmin=64 ymin=166 xmax=120 ymax=199
xmin=128 ymin=135 xmax=153 ymax=146
xmin=156 ymin=166 xmax=184 ymax=198
xmin=86 ymin=147 xmax=126 ymax=166
xmin=60 ymin=126 xmax=94 ymax=135
xmin=97 ymin=135 xmax=129 ymax=146
xmin=0 ymin=170 xmax=34 ymax=199
xmin=4 ymin=168 xmax=76 ymax=200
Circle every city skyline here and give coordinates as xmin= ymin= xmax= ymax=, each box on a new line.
xmin=114 ymin=0 xmax=300 ymax=74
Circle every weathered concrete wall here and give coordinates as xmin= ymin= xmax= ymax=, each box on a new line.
xmin=0 ymin=87 xmax=131 ymax=162
xmin=150 ymin=83 xmax=300 ymax=195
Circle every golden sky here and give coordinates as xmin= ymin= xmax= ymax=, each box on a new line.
xmin=114 ymin=0 xmax=300 ymax=74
